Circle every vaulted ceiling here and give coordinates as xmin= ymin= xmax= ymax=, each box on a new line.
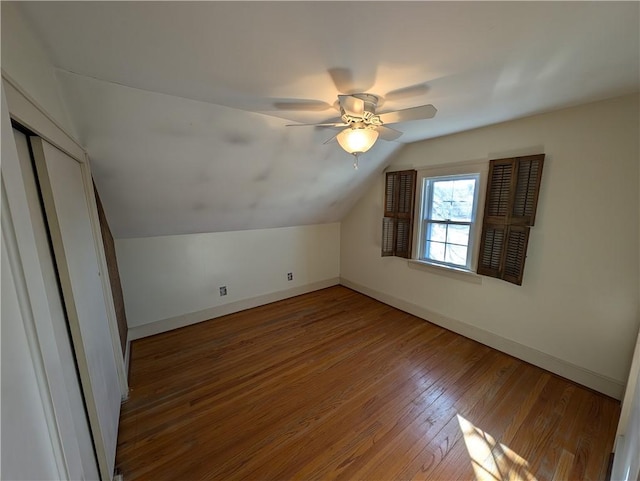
xmin=16 ymin=1 xmax=640 ymax=238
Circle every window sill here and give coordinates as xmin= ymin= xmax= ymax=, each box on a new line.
xmin=407 ymin=259 xmax=483 ymax=284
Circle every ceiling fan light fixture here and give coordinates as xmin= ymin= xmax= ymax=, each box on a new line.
xmin=336 ymin=125 xmax=379 ymax=155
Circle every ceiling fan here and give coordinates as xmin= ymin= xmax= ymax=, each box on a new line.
xmin=286 ymin=93 xmax=437 ymax=168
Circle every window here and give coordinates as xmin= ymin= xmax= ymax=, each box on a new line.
xmin=418 ymin=173 xmax=481 ymax=270
xmin=382 ymin=154 xmax=544 ymax=285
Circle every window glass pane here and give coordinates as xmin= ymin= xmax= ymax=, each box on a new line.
xmin=425 ymin=241 xmax=445 ymax=262
xmin=445 ymin=244 xmax=468 ymax=265
xmin=427 ymin=223 xmax=446 ymax=242
xmin=446 ymin=224 xmax=470 ymax=246
xmin=430 ymin=180 xmax=453 ymax=220
xmin=450 ymin=179 xmax=476 ymax=221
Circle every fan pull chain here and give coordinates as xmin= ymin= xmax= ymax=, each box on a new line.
xmin=352 ymin=153 xmax=359 ymax=170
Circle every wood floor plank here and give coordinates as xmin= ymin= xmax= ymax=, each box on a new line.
xmin=116 ymin=286 xmax=620 ymax=480
xmin=552 ymin=449 xmax=576 ymax=481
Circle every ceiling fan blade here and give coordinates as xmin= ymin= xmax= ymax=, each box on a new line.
xmin=273 ymin=100 xmax=332 ymax=111
xmin=285 ymin=122 xmax=348 ymax=127
xmin=376 ymin=125 xmax=403 ymax=141
xmin=338 ymin=95 xmax=365 ymax=117
xmin=378 ymin=104 xmax=437 ymax=124
xmin=328 ymin=67 xmax=355 ymax=94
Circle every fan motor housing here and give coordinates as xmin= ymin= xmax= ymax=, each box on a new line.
xmin=351 ymin=93 xmax=379 ymax=115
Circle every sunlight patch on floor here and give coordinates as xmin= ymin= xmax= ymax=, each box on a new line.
xmin=457 ymin=414 xmax=537 ymax=481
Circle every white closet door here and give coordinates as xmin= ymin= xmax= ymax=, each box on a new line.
xmin=13 ymin=128 xmax=100 ymax=480
xmin=31 ymin=137 xmax=120 ymax=480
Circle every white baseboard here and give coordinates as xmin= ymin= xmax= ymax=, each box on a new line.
xmin=127 ymin=278 xmax=340 ymax=341
xmin=340 ymin=278 xmax=625 ymax=400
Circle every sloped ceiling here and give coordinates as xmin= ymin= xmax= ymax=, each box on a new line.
xmin=15 ymin=1 xmax=640 ymax=238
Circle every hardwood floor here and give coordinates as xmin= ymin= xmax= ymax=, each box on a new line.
xmin=116 ymin=286 xmax=620 ymax=480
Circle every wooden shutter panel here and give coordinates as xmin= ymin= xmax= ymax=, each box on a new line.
xmin=384 ymin=172 xmax=399 ymax=216
xmin=478 ymin=154 xmax=544 ymax=285
xmin=485 ymin=158 xmax=515 ymax=224
xmin=382 ymin=170 xmax=416 ymax=258
xmin=502 ymin=226 xmax=530 ymax=285
xmin=511 ymin=154 xmax=544 ymax=226
xmin=395 ymin=218 xmax=412 ymax=258
xmin=397 ymin=172 xmax=415 ymax=215
xmin=477 ymin=224 xmax=506 ymax=278
xmin=478 ymin=225 xmax=530 ymax=285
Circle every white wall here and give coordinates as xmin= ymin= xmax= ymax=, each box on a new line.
xmin=341 ymin=94 xmax=639 ymax=399
xmin=1 ymin=2 xmax=77 ymax=138
xmin=117 ymin=223 xmax=340 ymax=337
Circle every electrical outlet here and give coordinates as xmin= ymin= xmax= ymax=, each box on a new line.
xmin=219 ymin=286 xmax=227 ymax=296
xmin=287 ymin=272 xmax=293 ymax=281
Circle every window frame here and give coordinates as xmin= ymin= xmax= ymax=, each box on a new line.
xmin=413 ymin=160 xmax=489 ymax=273
xmin=419 ymin=173 xmax=481 ymax=270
